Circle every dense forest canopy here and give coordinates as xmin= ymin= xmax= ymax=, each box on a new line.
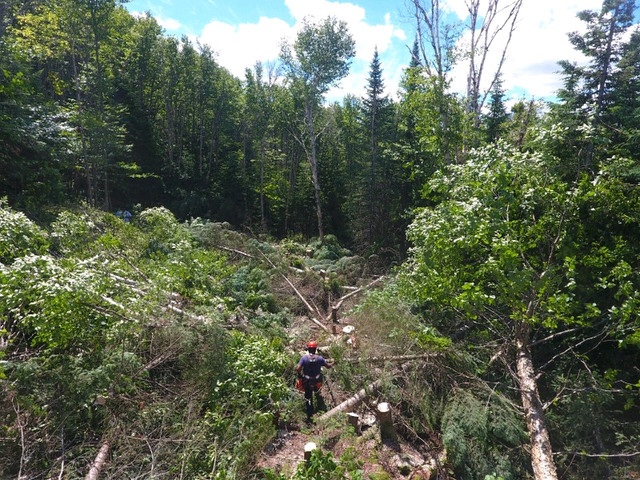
xmin=1 ymin=0 xmax=639 ymax=479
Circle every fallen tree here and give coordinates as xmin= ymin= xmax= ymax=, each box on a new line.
xmin=317 ymin=379 xmax=382 ymax=422
xmin=344 ymin=353 xmax=442 ymax=364
xmin=85 ymin=440 xmax=110 ymax=480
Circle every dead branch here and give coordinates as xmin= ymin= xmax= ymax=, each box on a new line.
xmin=11 ymin=394 xmax=27 ymax=480
xmin=317 ymin=379 xmax=382 ymax=421
xmin=215 ymin=245 xmax=254 ymax=258
xmin=108 ymin=251 xmax=150 ymax=282
xmin=85 ymin=440 xmax=110 ymax=480
xmin=325 ymin=276 xmax=384 ymax=322
xmin=553 ymin=451 xmax=640 ymax=458
xmin=165 ymin=304 xmax=209 ymax=323
xmin=139 ymin=348 xmax=177 ymax=373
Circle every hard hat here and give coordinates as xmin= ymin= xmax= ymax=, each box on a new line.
xmin=307 ymin=340 xmax=318 ymax=349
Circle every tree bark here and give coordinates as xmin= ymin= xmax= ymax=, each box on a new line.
xmin=516 ymin=322 xmax=559 ymax=480
xmin=85 ymin=440 xmax=110 ymax=480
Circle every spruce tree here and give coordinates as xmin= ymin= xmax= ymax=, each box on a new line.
xmin=484 ymin=75 xmax=508 ymax=143
xmin=361 ymin=47 xmax=393 ymax=246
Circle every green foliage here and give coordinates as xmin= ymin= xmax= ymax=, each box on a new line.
xmin=401 ymin=140 xmax=586 ymax=329
xmin=0 ymin=253 xmax=115 ymax=351
xmin=213 ymin=332 xmax=290 ymax=409
xmin=411 ymin=325 xmax=452 ymax=350
xmin=49 ymin=209 xmax=97 ymax=255
xmin=187 ymin=332 xmax=294 ymax=478
xmin=399 ymin=137 xmax=640 ymax=478
xmin=280 ymin=16 xmax=356 ymax=99
xmin=0 ymin=199 xmax=49 ymax=263
xmin=442 ymin=390 xmax=527 ymax=480
xmin=289 ymin=448 xmax=364 ymax=480
xmin=0 ymin=204 xmax=301 ymax=478
xmin=229 ymin=266 xmax=277 ymax=312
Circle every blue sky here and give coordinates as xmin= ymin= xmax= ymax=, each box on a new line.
xmin=124 ymin=0 xmax=639 ymax=104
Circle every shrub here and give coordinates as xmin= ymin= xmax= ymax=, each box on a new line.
xmin=0 ymin=199 xmax=48 ymax=264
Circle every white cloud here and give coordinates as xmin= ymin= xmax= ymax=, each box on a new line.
xmin=157 ymin=16 xmax=183 ymax=31
xmin=444 ymin=0 xmax=606 ymax=100
xmin=504 ymin=0 xmax=604 ymax=98
xmin=285 ymin=0 xmax=366 ymax=26
xmin=201 ymin=17 xmax=294 ymax=78
xmin=198 ymin=0 xmax=407 ymax=101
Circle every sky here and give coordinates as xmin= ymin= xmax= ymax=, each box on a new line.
xmin=124 ymin=0 xmax=638 ymax=104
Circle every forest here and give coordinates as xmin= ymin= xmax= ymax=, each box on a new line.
xmin=1 ymin=0 xmax=639 ymax=479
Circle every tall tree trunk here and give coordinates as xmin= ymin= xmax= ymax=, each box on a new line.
xmin=306 ymin=102 xmax=324 ymax=242
xmin=369 ymin=108 xmax=377 ymax=244
xmin=260 ymin=137 xmax=267 ymax=231
xmin=166 ymin=96 xmax=175 ymax=168
xmin=595 ymin=1 xmax=621 ymax=114
xmin=70 ymin=38 xmax=94 ymax=205
xmin=515 ymin=322 xmax=559 ymax=480
xmin=586 ymin=1 xmax=624 ymax=170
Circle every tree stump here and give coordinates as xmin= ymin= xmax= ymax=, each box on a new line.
xmin=376 ymin=402 xmax=397 ymax=443
xmin=304 ymin=442 xmax=317 ymax=461
xmin=347 ymin=412 xmax=361 ymax=434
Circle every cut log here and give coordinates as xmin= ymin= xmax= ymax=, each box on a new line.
xmin=85 ymin=440 xmax=110 ymax=480
xmin=317 ymin=379 xmax=382 ymax=422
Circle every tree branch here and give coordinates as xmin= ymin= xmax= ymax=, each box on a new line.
xmin=553 ymin=451 xmax=640 ymax=458
xmin=325 ymin=276 xmax=384 ymax=322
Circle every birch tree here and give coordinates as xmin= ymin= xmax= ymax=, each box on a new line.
xmin=400 ymin=141 xmax=640 ymax=479
xmin=280 ymin=16 xmax=355 ymax=241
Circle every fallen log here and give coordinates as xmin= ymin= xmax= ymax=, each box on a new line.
xmin=344 ymin=353 xmax=442 ymax=364
xmin=216 ymin=245 xmax=254 ymax=258
xmin=85 ymin=440 xmax=110 ymax=480
xmin=317 ymin=379 xmax=382 ymax=422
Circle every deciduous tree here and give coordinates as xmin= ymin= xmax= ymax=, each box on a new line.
xmin=280 ymin=16 xmax=355 ymax=241
xmin=400 ymin=140 xmax=640 ymax=479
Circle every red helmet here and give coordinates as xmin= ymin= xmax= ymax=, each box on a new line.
xmin=307 ymin=340 xmax=318 ymax=349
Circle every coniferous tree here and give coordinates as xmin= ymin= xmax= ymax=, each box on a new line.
xmin=484 ymin=75 xmax=508 ymax=143
xmin=362 ymin=47 xmax=389 ymax=245
xmin=610 ymin=29 xmax=640 ymax=161
xmin=556 ymin=0 xmax=638 ymax=170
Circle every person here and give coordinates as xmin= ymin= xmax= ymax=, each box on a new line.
xmin=296 ymin=340 xmax=333 ymax=421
